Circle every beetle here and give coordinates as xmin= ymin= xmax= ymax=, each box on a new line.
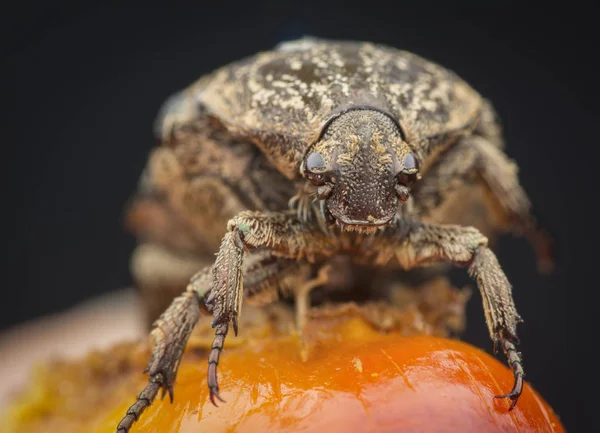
xmin=117 ymin=38 xmax=552 ymax=432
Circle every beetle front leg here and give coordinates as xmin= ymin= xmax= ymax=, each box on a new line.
xmin=469 ymin=245 xmax=524 ymax=409
xmin=204 ymin=210 xmax=335 ymax=404
xmin=380 ymin=222 xmax=524 ymax=409
xmin=202 ymin=230 xmax=243 ymax=405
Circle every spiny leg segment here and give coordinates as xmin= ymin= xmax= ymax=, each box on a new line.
xmin=469 ymin=246 xmax=524 ymax=408
xmin=203 ymin=210 xmax=333 ymax=404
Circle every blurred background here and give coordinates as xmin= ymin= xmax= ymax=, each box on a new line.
xmin=2 ymin=1 xmax=597 ymax=431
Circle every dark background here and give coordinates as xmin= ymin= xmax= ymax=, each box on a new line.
xmin=3 ymin=2 xmax=597 ymax=431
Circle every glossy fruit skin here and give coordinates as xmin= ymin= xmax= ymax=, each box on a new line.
xmin=106 ymin=318 xmax=563 ymax=433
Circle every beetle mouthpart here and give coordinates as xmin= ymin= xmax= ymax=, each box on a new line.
xmin=334 ymin=216 xmax=394 ymax=234
xmin=338 ymin=217 xmax=394 ymax=226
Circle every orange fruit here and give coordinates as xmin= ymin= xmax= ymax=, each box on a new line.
xmin=4 ymin=300 xmax=564 ymax=433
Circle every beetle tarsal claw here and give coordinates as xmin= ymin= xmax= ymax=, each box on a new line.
xmin=207 ymin=321 xmax=229 ymax=407
xmin=495 ymin=380 xmax=523 ymax=411
xmin=493 ymin=331 xmax=525 ymax=410
xmin=209 ymin=388 xmax=226 ymax=406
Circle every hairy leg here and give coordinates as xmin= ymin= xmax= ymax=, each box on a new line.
xmin=116 ymin=250 xmax=305 ymax=433
xmin=412 ymin=135 xmax=553 ymax=272
xmin=470 ymin=247 xmax=524 ymax=408
xmin=375 ymin=221 xmax=525 ymax=408
xmin=205 ymin=210 xmax=336 ymax=402
xmin=206 ymin=210 xmax=335 ymax=332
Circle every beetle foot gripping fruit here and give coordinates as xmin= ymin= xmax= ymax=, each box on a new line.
xmin=122 ymin=38 xmax=555 ymax=432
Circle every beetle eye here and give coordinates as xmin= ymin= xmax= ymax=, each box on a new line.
xmin=306 ymin=152 xmax=326 ymax=171
xmin=402 ymin=152 xmax=418 ymax=173
xmin=397 ymin=152 xmax=419 ymax=187
xmin=304 ymin=152 xmax=330 ymax=186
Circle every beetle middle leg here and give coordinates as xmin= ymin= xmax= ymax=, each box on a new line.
xmin=376 ymin=221 xmax=525 ymax=409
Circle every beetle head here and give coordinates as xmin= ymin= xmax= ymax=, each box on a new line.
xmin=302 ymin=109 xmax=419 ymax=232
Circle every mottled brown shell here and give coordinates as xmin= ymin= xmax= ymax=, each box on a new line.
xmin=157 ymin=38 xmax=483 ymax=179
